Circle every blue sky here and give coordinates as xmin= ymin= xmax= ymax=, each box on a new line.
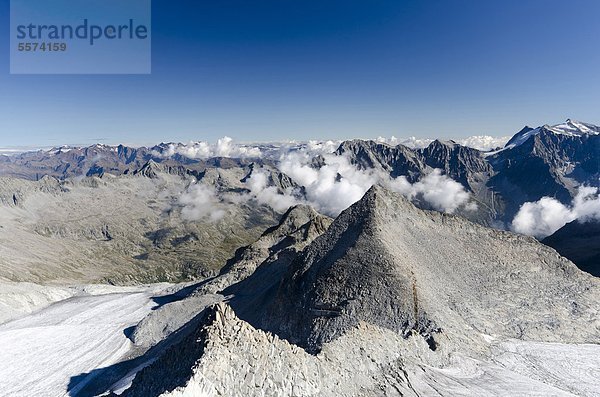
xmin=1 ymin=0 xmax=599 ymax=147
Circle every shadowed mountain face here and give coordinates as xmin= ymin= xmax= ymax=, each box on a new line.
xmin=543 ymin=219 xmax=600 ymax=277
xmin=487 ymin=127 xmax=600 ymax=218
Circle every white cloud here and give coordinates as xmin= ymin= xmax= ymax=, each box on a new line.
xmin=457 ymin=136 xmax=510 ymax=151
xmin=178 ymin=183 xmax=226 ymax=222
xmin=305 ymin=140 xmax=342 ymax=154
xmin=245 ymin=171 xmax=299 ymax=213
xmin=389 ymin=169 xmax=472 ymax=213
xmin=172 ymin=139 xmax=477 ymax=218
xmin=156 ymin=137 xmax=263 ymax=160
xmin=154 ymin=134 xmax=510 ymax=164
xmin=278 ymin=152 xmax=377 ymax=216
xmin=511 ymin=186 xmax=600 ymax=238
xmin=376 ymin=135 xmax=509 ymax=151
xmin=398 ymin=137 xmax=434 ymax=149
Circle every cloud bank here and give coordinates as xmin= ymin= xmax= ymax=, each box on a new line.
xmin=511 ymin=187 xmax=600 ymax=238
xmin=244 ymin=171 xmax=300 ymax=213
xmin=156 ymin=133 xmax=510 ymax=163
xmin=173 ymin=137 xmax=478 ymax=221
xmin=457 ymin=135 xmax=510 ymax=151
xmin=157 ymin=137 xmax=263 ymax=160
xmin=376 ymin=135 xmax=509 ymax=151
xmin=390 ymin=169 xmax=475 ymax=213
xmin=177 ymin=150 xmax=475 ymax=222
xmin=277 ymin=151 xmax=473 ymax=216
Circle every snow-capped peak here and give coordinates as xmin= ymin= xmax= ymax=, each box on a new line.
xmin=485 ymin=119 xmax=600 ymax=156
xmin=547 ymin=119 xmax=600 ymax=136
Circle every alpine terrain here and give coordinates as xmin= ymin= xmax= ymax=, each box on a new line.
xmin=0 ymin=120 xmax=598 ymax=396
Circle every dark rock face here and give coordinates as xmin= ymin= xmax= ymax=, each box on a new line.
xmin=418 ymin=139 xmax=493 ymax=192
xmin=543 ymin=219 xmax=600 ymax=277
xmin=335 ymin=139 xmax=425 ymax=181
xmin=488 ymin=129 xmax=600 ymax=219
xmin=263 ymin=190 xmax=439 ymax=353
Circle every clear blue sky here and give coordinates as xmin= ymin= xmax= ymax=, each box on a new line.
xmin=1 ymin=0 xmax=599 ymax=147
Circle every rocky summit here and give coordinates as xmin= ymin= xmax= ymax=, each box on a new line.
xmin=108 ymin=185 xmax=600 ymax=397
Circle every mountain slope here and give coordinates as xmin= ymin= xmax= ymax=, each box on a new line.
xmin=418 ymin=139 xmax=493 ymax=192
xmin=0 ymin=168 xmax=280 ymax=284
xmin=335 ymin=139 xmax=425 ymax=181
xmin=487 ymin=123 xmax=600 ymax=218
xmin=258 ymin=185 xmax=599 ymax=353
xmin=332 ymin=120 xmax=599 ymax=224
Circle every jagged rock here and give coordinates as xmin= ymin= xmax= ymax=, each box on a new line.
xmin=336 ymin=139 xmax=425 ymax=181
xmin=198 ymin=204 xmax=332 ymax=295
xmin=135 ymin=160 xmax=161 ymax=179
xmin=419 ymin=139 xmax=493 ymax=191
xmin=118 ymin=302 xmax=422 ymax=397
xmin=333 ymin=120 xmax=600 ymax=224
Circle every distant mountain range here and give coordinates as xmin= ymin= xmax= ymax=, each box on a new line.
xmin=337 ymin=119 xmax=599 ymax=225
xmin=1 ymin=119 xmax=598 ymax=227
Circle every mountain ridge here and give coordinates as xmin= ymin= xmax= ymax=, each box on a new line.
xmin=0 ymin=119 xmax=597 ymax=233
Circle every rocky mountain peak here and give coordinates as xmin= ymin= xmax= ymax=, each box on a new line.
xmin=335 ymin=140 xmax=425 ymax=180
xmin=503 ymin=120 xmax=600 ymax=151
xmin=135 ymin=159 xmax=161 ymax=178
xmin=504 ymin=126 xmax=536 ymax=148
xmin=254 ymin=185 xmax=599 ymax=354
xmin=548 ymin=119 xmax=600 ymax=136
